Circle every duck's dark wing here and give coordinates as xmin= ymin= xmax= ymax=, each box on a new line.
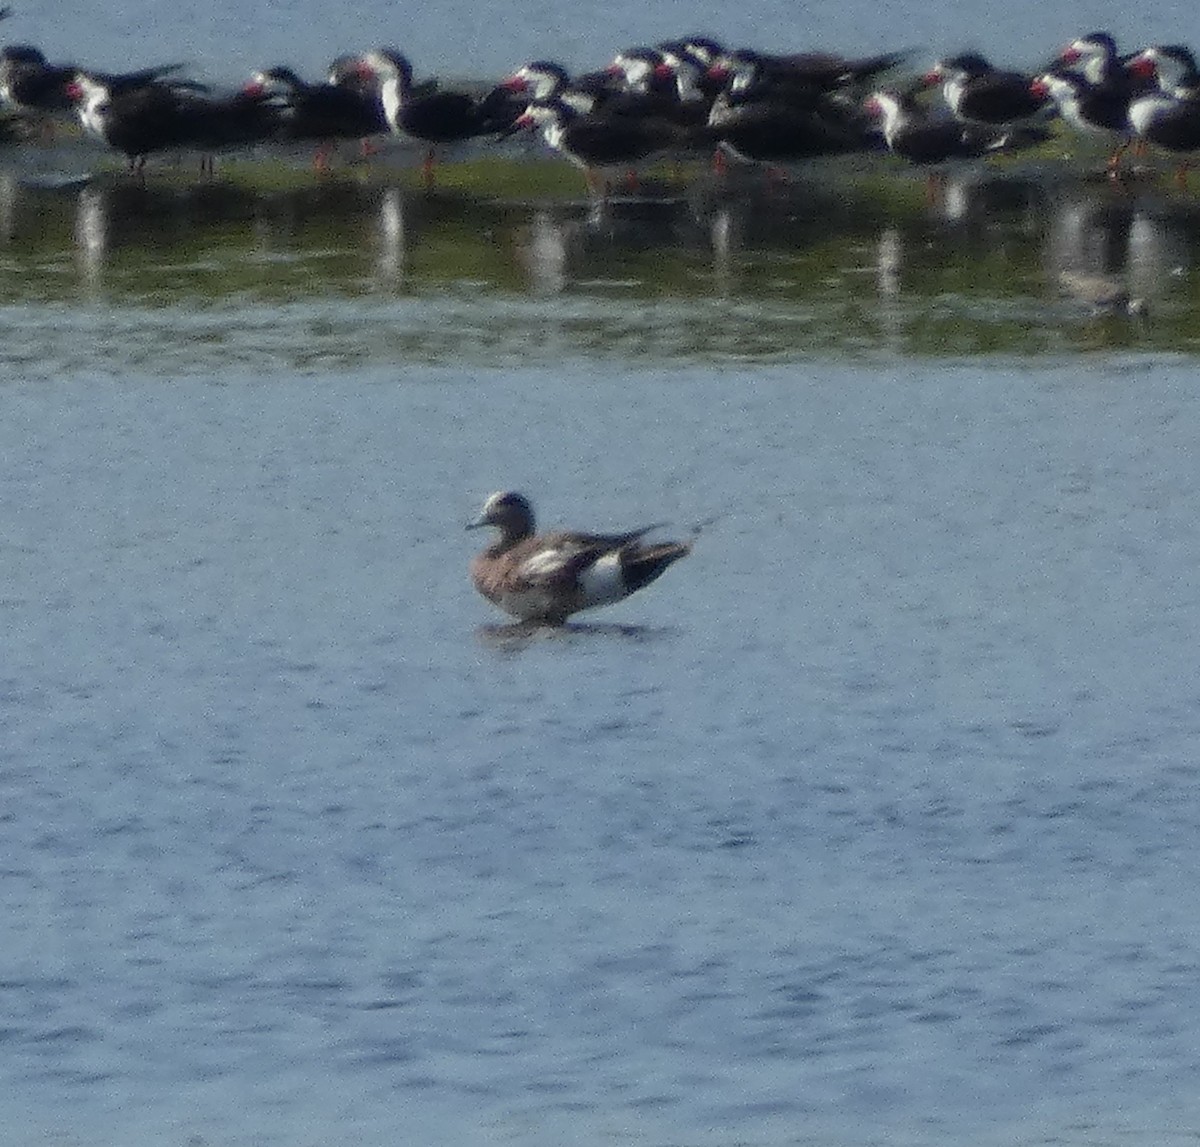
xmin=511 ymin=526 xmax=664 ymax=586
xmin=555 ymin=524 xmax=669 ymax=549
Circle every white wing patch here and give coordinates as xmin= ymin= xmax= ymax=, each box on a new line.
xmin=577 ymin=551 xmax=627 ymax=609
xmin=519 ymin=547 xmax=571 ymax=580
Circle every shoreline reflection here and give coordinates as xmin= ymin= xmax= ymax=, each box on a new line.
xmin=0 ymin=168 xmax=1193 ymax=354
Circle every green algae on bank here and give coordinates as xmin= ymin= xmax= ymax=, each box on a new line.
xmin=4 ymin=139 xmax=1200 ymax=358
xmin=8 ymin=114 xmax=1200 ymax=209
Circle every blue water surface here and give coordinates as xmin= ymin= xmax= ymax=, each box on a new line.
xmin=4 ymin=357 xmax=1200 ymax=1145
xmin=8 ymin=0 xmax=1199 ymax=89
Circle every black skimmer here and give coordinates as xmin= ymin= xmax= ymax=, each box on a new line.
xmin=657 ymin=38 xmax=728 ymax=104
xmin=0 ymin=46 xmax=76 ymax=115
xmin=326 ymin=51 xmax=439 ymax=147
xmin=356 ymin=49 xmax=506 ymax=185
xmin=649 ymin=49 xmax=723 ymax=129
xmin=705 ymin=46 xmax=907 ymax=133
xmin=656 ymin=42 xmax=723 ymax=108
xmin=1043 ymin=33 xmax=1153 ymax=166
xmin=0 ymin=44 xmax=189 ymax=135
xmin=703 ymin=48 xmax=901 ymax=152
xmin=925 ymin=53 xmax=1048 ymax=125
xmin=470 ymin=64 xmax=590 ymax=141
xmin=513 ymin=98 xmax=688 ymax=196
xmin=1127 ymin=43 xmax=1200 ymax=94
xmin=499 ymin=61 xmax=587 ymax=109
xmin=697 ymin=47 xmax=885 ymax=175
xmin=200 ymin=95 xmax=285 ymax=175
xmin=609 ymin=47 xmax=681 ymax=100
xmin=712 ymin=46 xmax=905 ymax=97
xmin=471 ymin=79 xmax=531 ymax=138
xmin=187 ymin=88 xmax=282 ymax=172
xmin=1056 ymin=32 xmax=1148 ymax=91
xmin=706 ymin=77 xmax=876 ymax=168
xmin=503 ymin=55 xmax=697 ymax=126
xmin=244 ymin=66 xmax=384 ymax=168
xmin=586 ymin=48 xmax=710 ymax=126
xmin=864 ymin=88 xmax=1049 ymax=165
xmin=670 ymin=37 xmax=725 ymax=70
xmin=530 ymin=59 xmax=628 ymax=109
xmin=1126 ymin=46 xmax=1200 ymax=184
xmin=66 ymin=71 xmax=276 ymax=174
xmin=1030 ymin=68 xmax=1137 ymax=171
xmin=67 ymin=72 xmax=189 ymax=171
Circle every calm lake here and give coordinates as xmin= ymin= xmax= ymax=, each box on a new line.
xmin=4 ymin=149 xmax=1200 ymax=1147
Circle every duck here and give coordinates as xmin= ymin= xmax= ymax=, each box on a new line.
xmin=467 ymin=491 xmax=693 ymax=624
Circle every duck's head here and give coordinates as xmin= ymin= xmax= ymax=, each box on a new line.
xmin=468 ymin=491 xmax=536 ymax=538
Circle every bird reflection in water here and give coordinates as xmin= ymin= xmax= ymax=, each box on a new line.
xmin=0 ymin=172 xmax=16 ymax=241
xmin=476 ymin=619 xmax=676 ymax=651
xmin=74 ymin=185 xmax=107 ymax=292
xmin=515 ymin=198 xmax=693 ymax=293
xmin=1045 ymin=189 xmax=1191 ymax=316
xmin=875 ymin=225 xmax=901 ymax=299
xmin=709 ymin=205 xmax=738 ymax=296
xmin=924 ymin=171 xmax=1044 ymax=229
xmin=1126 ymin=205 xmax=1190 ymax=303
xmin=515 ymin=208 xmax=570 ymax=293
xmin=873 ymin=225 xmax=905 ymax=349
xmin=1046 ymin=193 xmax=1135 ymax=278
xmin=374 ymin=185 xmax=406 ymax=283
xmin=20 ymin=167 xmax=1196 ymax=331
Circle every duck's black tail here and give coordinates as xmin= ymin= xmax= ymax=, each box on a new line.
xmin=621 ymin=541 xmax=692 ymax=593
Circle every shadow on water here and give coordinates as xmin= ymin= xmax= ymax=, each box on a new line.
xmin=476 ymin=619 xmax=679 ymax=652
xmin=3 ymin=160 xmax=1200 ymax=359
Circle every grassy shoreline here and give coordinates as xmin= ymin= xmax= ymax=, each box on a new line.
xmin=5 ymin=121 xmax=1198 ymax=208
